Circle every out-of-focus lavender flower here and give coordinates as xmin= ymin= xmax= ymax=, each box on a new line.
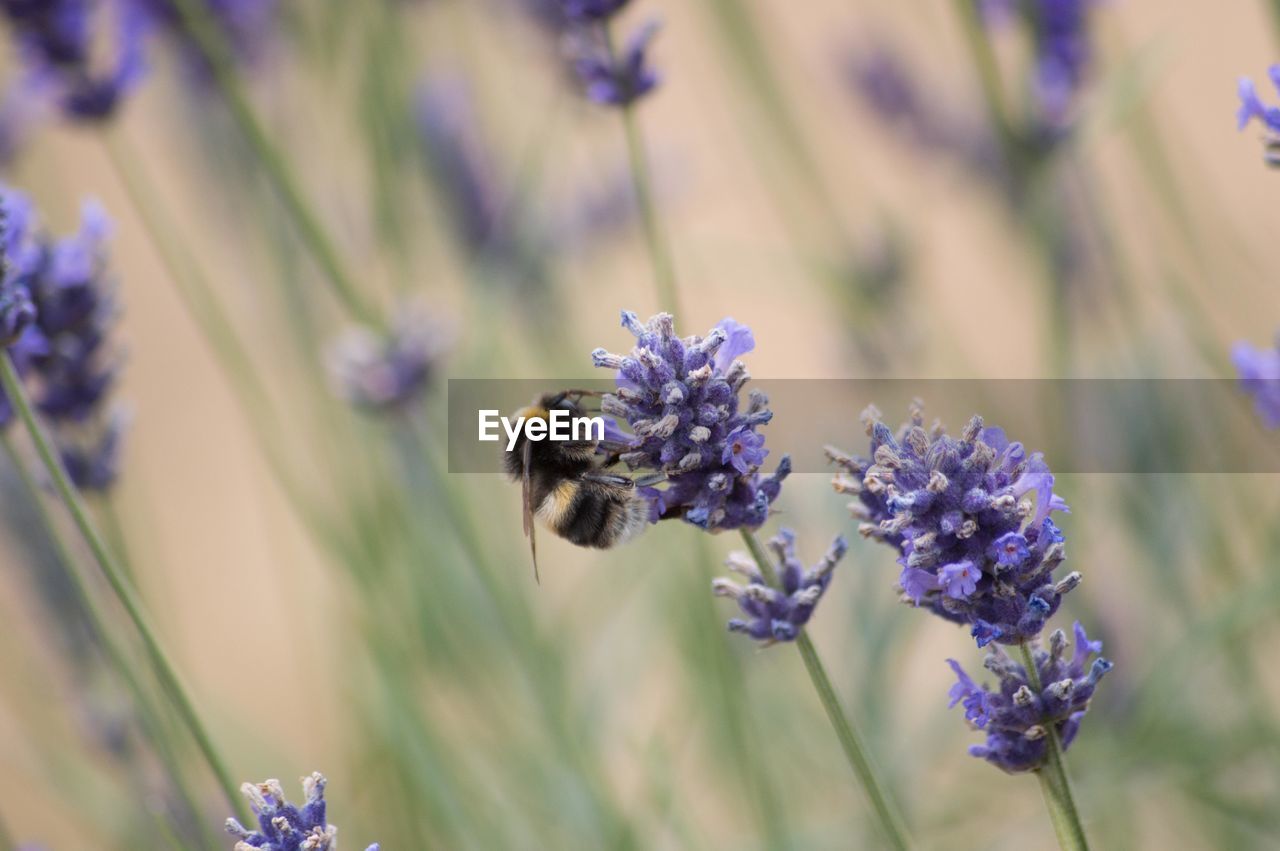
xmin=1029 ymin=0 xmax=1095 ymax=123
xmin=0 ymin=0 xmax=148 ymax=123
xmin=126 ymin=0 xmax=277 ymax=75
xmin=59 ymin=407 xmax=128 ymax=490
xmin=327 ymin=303 xmax=449 ymax=414
xmin=843 ymin=44 xmax=1005 ymax=189
xmin=592 ymin=311 xmax=789 ymax=531
xmin=28 ymin=200 xmax=119 ymax=425
xmin=947 ymin=621 xmax=1112 ymax=773
xmin=714 ymin=528 xmax=846 ymax=643
xmin=0 ymin=189 xmax=39 ymax=425
xmin=828 ymin=404 xmax=1075 ymax=648
xmin=414 ymin=80 xmax=509 ymax=261
xmin=1237 ymin=67 xmax=1280 ymax=132
xmin=0 ymin=203 xmax=37 ymax=345
xmin=1232 ymin=337 xmax=1280 ymax=429
xmin=226 ymin=773 xmax=380 ymax=851
xmin=413 ymin=76 xmax=645 ymax=303
xmin=978 ymin=0 xmax=1100 ymax=128
xmin=561 ymin=0 xmax=630 ymax=22
xmin=0 ymin=281 xmax=35 ymax=346
xmin=0 ymin=187 xmax=126 ymax=488
xmin=570 ymin=19 xmax=660 ymax=107
xmin=1237 ymin=66 xmax=1280 ymax=166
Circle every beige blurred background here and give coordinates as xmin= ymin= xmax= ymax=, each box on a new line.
xmin=2 ymin=0 xmax=1279 ymax=847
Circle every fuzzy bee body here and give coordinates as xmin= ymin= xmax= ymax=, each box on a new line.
xmin=504 ymin=393 xmax=652 ymax=579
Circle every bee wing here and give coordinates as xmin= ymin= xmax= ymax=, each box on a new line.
xmin=522 ymin=438 xmax=540 ymax=584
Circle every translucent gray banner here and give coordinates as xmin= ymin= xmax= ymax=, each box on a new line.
xmin=446 ymin=379 xmax=1280 ymax=473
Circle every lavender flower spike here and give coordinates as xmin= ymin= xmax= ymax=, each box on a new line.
xmin=592 ymin=311 xmax=788 ymax=531
xmin=828 ymin=404 xmax=1074 ymax=648
xmin=327 ymin=302 xmax=450 ymax=414
xmin=0 ymin=187 xmax=127 ymax=487
xmin=1237 ymin=66 xmax=1280 ymax=133
xmin=714 ymin=528 xmax=846 ymax=644
xmin=226 ymin=772 xmax=379 ymax=851
xmin=0 ymin=187 xmax=42 ymax=426
xmin=1232 ymin=336 xmax=1280 ymax=429
xmin=0 ymin=198 xmax=35 ymax=345
xmin=570 ymin=19 xmax=661 ymax=107
xmin=946 ymin=622 xmax=1112 ymax=773
xmin=979 ymin=0 xmax=1100 ymax=127
xmin=1237 ymin=66 xmax=1280 ymax=166
xmin=560 ymin=0 xmax=632 ymax=22
xmin=0 ymin=0 xmax=148 ymax=123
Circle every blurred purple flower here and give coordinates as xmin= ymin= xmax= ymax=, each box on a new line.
xmin=126 ymin=0 xmax=278 ymax=76
xmin=843 ymin=43 xmax=1005 ymax=189
xmin=714 ymin=528 xmax=846 ymax=644
xmin=592 ymin=311 xmax=788 ymax=531
xmin=1237 ymin=67 xmax=1280 ymax=132
xmin=1232 ymin=337 xmax=1280 ymax=428
xmin=0 ymin=198 xmax=37 ymax=344
xmin=0 ymin=186 xmax=127 ymax=490
xmin=977 ymin=0 xmax=1101 ymax=128
xmin=0 ymin=0 xmax=148 ymax=124
xmin=327 ymin=302 xmax=450 ymax=414
xmin=828 ymin=405 xmax=1076 ymax=647
xmin=947 ymin=622 xmax=1112 ymax=773
xmin=414 ymin=76 xmax=645 ymax=300
xmin=561 ymin=0 xmax=630 ymax=22
xmin=28 ymin=200 xmax=119 ymax=425
xmin=414 ymin=79 xmax=506 ymax=258
xmin=226 ymin=773 xmax=380 ymax=851
xmin=59 ymin=407 xmax=128 ymax=490
xmin=571 ymin=19 xmax=660 ymax=107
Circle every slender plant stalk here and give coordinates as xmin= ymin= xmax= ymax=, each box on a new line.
xmin=1268 ymin=0 xmax=1280 ymax=48
xmin=0 ymin=354 xmax=248 ymax=824
xmin=101 ymin=130 xmax=336 ymax=542
xmin=955 ymin=2 xmax=1023 ymax=179
xmin=162 ymin=0 xmax=382 ymax=327
xmin=691 ymin=537 xmax=788 ymax=844
xmin=601 ymin=23 xmax=681 ymax=318
xmin=0 ymin=434 xmax=220 ymax=850
xmin=1017 ymin=643 xmax=1091 ymax=851
xmin=953 ymin=2 xmax=1075 ymax=376
xmin=410 ymin=427 xmax=638 ymax=847
xmin=0 ymin=806 xmax=15 ymax=851
xmin=738 ymin=529 xmax=911 ymax=850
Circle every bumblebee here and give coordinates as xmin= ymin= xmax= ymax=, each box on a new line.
xmin=503 ymin=391 xmax=656 ymax=582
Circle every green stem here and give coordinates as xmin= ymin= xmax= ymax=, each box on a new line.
xmin=0 ymin=807 xmax=15 ymax=851
xmin=690 ymin=539 xmax=789 ymax=849
xmin=737 ymin=529 xmax=911 ymax=850
xmin=1017 ymin=643 xmax=1091 ymax=851
xmin=0 ymin=434 xmax=220 ymax=850
xmin=0 ymin=354 xmax=248 ymax=825
xmin=953 ymin=2 xmax=1075 ymax=375
xmin=410 ymin=426 xmax=637 ymax=847
xmin=163 ymin=0 xmax=381 ymax=326
xmin=1268 ymin=0 xmax=1280 ymax=48
xmin=602 ymin=23 xmax=681 ymax=318
xmin=955 ymin=1 xmax=1023 ymax=180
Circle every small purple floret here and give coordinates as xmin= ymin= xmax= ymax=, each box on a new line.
xmin=946 ymin=622 xmax=1112 ymax=773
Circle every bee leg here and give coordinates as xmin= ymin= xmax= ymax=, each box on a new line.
xmin=632 ymin=472 xmax=667 ymax=488
xmin=581 ymin=473 xmax=636 ymax=488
